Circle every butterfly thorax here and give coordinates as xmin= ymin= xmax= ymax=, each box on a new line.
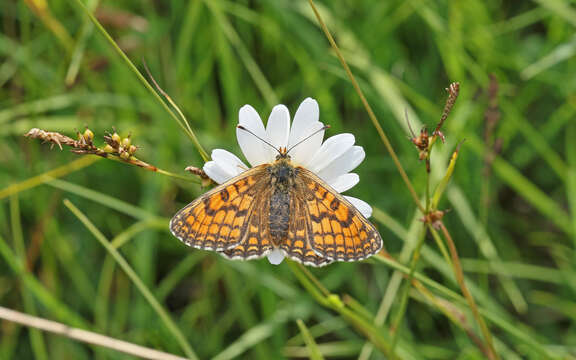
xmin=268 ymin=158 xmax=298 ymax=246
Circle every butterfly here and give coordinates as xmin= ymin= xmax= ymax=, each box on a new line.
xmin=170 ymin=126 xmax=383 ymax=267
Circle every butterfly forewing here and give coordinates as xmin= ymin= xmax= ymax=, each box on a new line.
xmin=295 ymin=167 xmax=383 ymax=262
xmin=170 ymin=165 xmax=269 ymax=252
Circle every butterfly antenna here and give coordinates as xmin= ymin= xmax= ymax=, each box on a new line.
xmin=287 ymin=125 xmax=330 ymax=153
xmin=237 ymin=125 xmax=282 ymax=155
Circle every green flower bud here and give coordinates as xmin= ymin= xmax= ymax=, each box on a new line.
xmin=111 ymin=132 xmax=121 ymax=144
xmin=83 ymin=128 xmax=94 ymax=141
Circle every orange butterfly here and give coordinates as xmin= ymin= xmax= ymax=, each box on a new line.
xmin=170 ymin=126 xmax=382 ymax=267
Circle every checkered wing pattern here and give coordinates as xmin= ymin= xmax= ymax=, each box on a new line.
xmin=279 ymin=193 xmax=333 ymax=267
xmin=170 ymin=165 xmax=271 ymax=255
xmin=295 ymin=167 xmax=382 ymax=262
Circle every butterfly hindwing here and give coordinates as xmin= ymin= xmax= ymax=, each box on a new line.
xmin=295 ymin=167 xmax=383 ymax=262
xmin=279 ymin=193 xmax=333 ymax=267
xmin=170 ymin=165 xmax=268 ymax=252
xmin=220 ymin=187 xmax=274 ymax=260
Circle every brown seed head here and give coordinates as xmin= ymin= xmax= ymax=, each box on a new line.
xmin=410 ymin=127 xmax=430 ymax=160
xmin=421 ymin=209 xmax=448 ymax=229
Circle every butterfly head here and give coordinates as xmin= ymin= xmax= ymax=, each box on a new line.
xmin=276 ymin=146 xmax=290 ymax=160
xmin=237 ymin=124 xmax=330 ymax=162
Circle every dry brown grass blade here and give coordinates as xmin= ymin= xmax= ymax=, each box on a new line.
xmin=0 ymin=306 xmax=188 ymax=360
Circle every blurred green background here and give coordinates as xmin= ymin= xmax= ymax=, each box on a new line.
xmin=1 ymin=0 xmax=575 ymax=359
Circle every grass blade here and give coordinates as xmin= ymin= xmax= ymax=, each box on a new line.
xmin=296 ymin=319 xmax=325 ymax=360
xmin=63 ymin=199 xmax=198 ymax=360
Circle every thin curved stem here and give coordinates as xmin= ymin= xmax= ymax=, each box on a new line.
xmin=308 ymin=0 xmax=425 ymax=214
xmin=437 ymin=222 xmax=498 ymax=360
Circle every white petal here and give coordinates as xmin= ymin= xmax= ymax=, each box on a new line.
xmin=307 ymin=133 xmax=355 ymax=172
xmin=266 ymin=105 xmax=290 ymax=155
xmin=329 ymin=173 xmax=359 ymax=193
xmin=288 ymin=121 xmax=325 ymax=166
xmin=344 ymin=196 xmax=372 ymax=218
xmin=211 ymin=149 xmax=248 ymax=177
xmin=237 ymin=105 xmax=272 ymax=166
xmin=203 ymin=161 xmax=232 ymax=184
xmin=288 ymin=98 xmax=319 ymax=148
xmin=317 ymin=146 xmax=365 ymax=183
xmin=267 ymin=249 xmax=285 ymax=265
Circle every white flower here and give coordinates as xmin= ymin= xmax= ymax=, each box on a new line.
xmin=203 ymin=98 xmax=372 ymax=265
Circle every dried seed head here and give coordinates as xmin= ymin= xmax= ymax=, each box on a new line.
xmin=409 ymin=127 xmax=430 ymax=160
xmin=433 ymin=130 xmax=446 ymax=143
xmin=420 ymin=209 xmax=449 ymax=229
xmin=185 ymin=165 xmax=212 ymax=187
xmin=433 ymin=82 xmax=460 ymax=139
xmin=411 ymin=128 xmax=429 ymax=148
xmin=24 ymin=128 xmax=77 ymax=150
xmin=24 ymin=127 xmax=159 ymax=173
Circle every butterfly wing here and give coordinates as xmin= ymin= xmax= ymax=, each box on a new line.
xmin=294 ymin=167 xmax=383 ymax=262
xmin=219 ymin=185 xmax=274 ymax=260
xmin=170 ymin=165 xmax=272 ymax=254
xmin=279 ymin=193 xmax=333 ymax=267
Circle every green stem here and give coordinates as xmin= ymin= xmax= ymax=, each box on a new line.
xmin=307 ymin=0 xmax=425 ymax=214
xmin=428 ymin=224 xmax=452 ymax=266
xmin=438 ymin=222 xmax=498 ymax=360
xmin=425 ymin=160 xmax=431 ymax=212
xmin=105 ymin=156 xmax=199 ymax=183
xmin=156 ymin=168 xmax=200 ymax=182
xmin=296 ymin=320 xmax=325 ymax=360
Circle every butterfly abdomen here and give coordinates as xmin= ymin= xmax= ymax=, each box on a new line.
xmin=268 ymin=160 xmax=298 ymax=246
xmin=269 ymin=190 xmax=290 ymax=246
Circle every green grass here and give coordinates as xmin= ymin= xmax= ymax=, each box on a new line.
xmin=1 ymin=0 xmax=575 ymax=359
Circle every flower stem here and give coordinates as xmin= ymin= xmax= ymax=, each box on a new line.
xmin=155 ymin=168 xmax=199 ymax=183
xmin=425 ymin=160 xmax=431 ymax=211
xmin=427 ymin=224 xmax=452 ymax=266
xmin=101 ymin=156 xmax=200 ymax=183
